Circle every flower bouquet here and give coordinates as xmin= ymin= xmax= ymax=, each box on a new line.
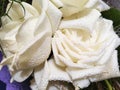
xmin=0 ymin=0 xmax=120 ymax=90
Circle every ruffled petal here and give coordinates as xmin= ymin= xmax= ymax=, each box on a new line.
xmin=90 ymin=50 xmax=120 ymax=82
xmin=10 ymin=69 xmax=33 ymax=82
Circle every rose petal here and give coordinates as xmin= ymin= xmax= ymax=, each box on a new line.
xmin=85 ymin=0 xmax=110 ymax=11
xmin=34 ymin=61 xmax=50 ymax=90
xmin=90 ymin=50 xmax=120 ymax=82
xmin=10 ymin=69 xmax=33 ymax=82
xmin=48 ymin=59 xmax=71 ymax=82
xmin=47 ymin=1 xmax=62 ymax=34
xmin=59 ymin=9 xmax=101 ymax=32
xmin=73 ymin=79 xmax=90 ymax=89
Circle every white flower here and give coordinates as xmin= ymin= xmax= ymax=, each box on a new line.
xmin=30 ymin=9 xmax=120 ymax=90
xmin=51 ymin=9 xmax=120 ymax=88
xmin=0 ymin=0 xmax=62 ymax=82
xmin=50 ymin=0 xmax=110 ymax=17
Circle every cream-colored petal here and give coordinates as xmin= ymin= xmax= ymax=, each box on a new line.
xmin=0 ymin=20 xmax=21 ymax=31
xmin=0 ymin=24 xmax=20 ymax=53
xmin=10 ymin=69 xmax=33 ymax=82
xmin=51 ymin=0 xmax=109 ymax=17
xmin=16 ymin=10 xmax=51 ymax=48
xmin=22 ymin=2 xmax=39 ymax=18
xmin=34 ymin=61 xmax=50 ymax=90
xmin=50 ymin=0 xmax=63 ymax=8
xmin=48 ymin=59 xmax=71 ymax=82
xmin=66 ymin=65 xmax=104 ymax=80
xmin=57 ymin=55 xmax=93 ymax=69
xmin=55 ymin=38 xmax=71 ymax=60
xmin=52 ymin=0 xmax=88 ymax=17
xmin=98 ymin=38 xmax=117 ymax=64
xmin=53 ymin=35 xmax=93 ymax=68
xmin=52 ymin=38 xmax=65 ymax=67
xmin=85 ymin=0 xmax=110 ymax=11
xmin=47 ymin=1 xmax=62 ymax=34
xmin=16 ymin=32 xmax=51 ymax=70
xmin=59 ymin=9 xmax=101 ymax=32
xmin=34 ymin=11 xmax=52 ymax=35
xmin=6 ymin=1 xmax=39 ymax=22
xmin=32 ymin=0 xmax=49 ymax=12
xmin=85 ymin=0 xmax=98 ymax=8
xmin=5 ymin=2 xmax=24 ymax=21
xmin=16 ymin=17 xmax=38 ymax=48
xmin=90 ymin=50 xmax=120 ymax=82
xmin=95 ymin=18 xmax=114 ymax=42
xmin=73 ymin=79 xmax=90 ymax=89
xmin=96 ymin=0 xmax=110 ymax=11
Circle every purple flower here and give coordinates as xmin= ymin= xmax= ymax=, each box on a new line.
xmin=0 ymin=51 xmax=2 ymax=61
xmin=0 ymin=51 xmax=31 ymax=90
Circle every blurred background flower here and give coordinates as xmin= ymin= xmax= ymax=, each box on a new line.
xmin=0 ymin=51 xmax=31 ymax=90
xmin=104 ymin=0 xmax=120 ymax=9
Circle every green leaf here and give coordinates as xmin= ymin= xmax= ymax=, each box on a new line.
xmin=105 ymin=80 xmax=113 ymax=90
xmin=102 ymin=8 xmax=120 ymax=30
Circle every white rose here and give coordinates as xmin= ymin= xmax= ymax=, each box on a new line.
xmin=0 ymin=0 xmax=62 ymax=82
xmin=51 ymin=9 xmax=120 ymax=88
xmin=50 ymin=0 xmax=110 ymax=17
xmin=30 ymin=9 xmax=120 ymax=90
